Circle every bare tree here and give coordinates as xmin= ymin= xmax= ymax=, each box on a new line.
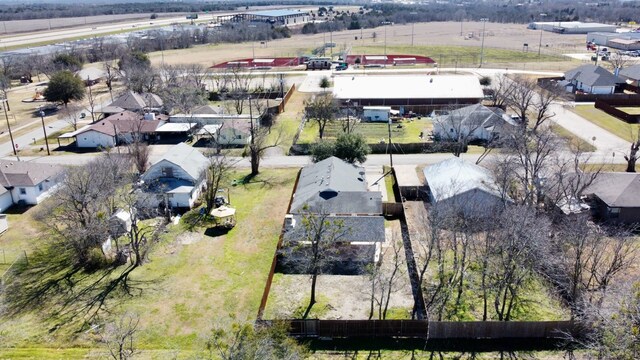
xmin=608 ymin=53 xmax=630 ymax=74
xmin=367 ymin=232 xmax=405 ymax=320
xmin=86 ymin=77 xmax=98 ymax=122
xmin=304 ymin=93 xmax=337 ymax=140
xmin=504 ymin=127 xmax=561 ymax=206
xmin=202 ymin=154 xmax=233 ymax=214
xmin=505 ymin=75 xmax=537 ymax=127
xmin=279 ymin=211 xmax=346 ymax=318
xmin=227 ymin=67 xmax=252 ymax=114
xmin=491 ymin=74 xmax=514 ymax=109
xmin=248 ymin=122 xmax=283 ymax=176
xmin=531 ymin=81 xmax=566 ymax=133
xmin=103 ymin=61 xmax=118 ymax=102
xmin=58 ymin=103 xmax=83 ymax=130
xmin=625 ymin=129 xmax=640 ymax=173
xmin=102 ymin=312 xmax=139 ymax=360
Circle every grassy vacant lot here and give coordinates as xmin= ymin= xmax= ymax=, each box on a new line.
xmin=0 ymin=169 xmax=297 ymax=358
xmin=573 ymin=105 xmax=639 ymax=142
xmin=550 ymin=124 xmax=597 ymax=152
xmin=298 ymin=118 xmax=430 ymax=144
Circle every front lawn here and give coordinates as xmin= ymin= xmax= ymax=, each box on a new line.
xmin=299 ymin=118 xmax=431 ymax=144
xmin=0 ymin=169 xmax=298 ymax=357
xmin=572 ymin=105 xmax=639 ymax=142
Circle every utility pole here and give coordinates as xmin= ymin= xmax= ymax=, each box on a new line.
xmin=538 ymin=29 xmax=543 ymax=57
xmin=479 ymin=18 xmax=488 ymax=67
xmin=411 ymin=23 xmax=414 ymax=46
xmin=39 ymin=108 xmax=50 ymax=155
xmin=3 ymin=100 xmax=15 ymax=156
xmin=387 ymin=118 xmax=393 ymax=167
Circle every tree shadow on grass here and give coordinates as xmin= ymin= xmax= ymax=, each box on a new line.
xmin=1 ymin=237 xmax=151 ymax=331
xmin=233 ymin=172 xmax=294 ymax=190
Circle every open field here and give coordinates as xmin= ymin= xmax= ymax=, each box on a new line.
xmin=0 ymin=169 xmax=297 ymax=357
xmin=572 ymin=105 xmax=639 ymax=142
xmin=148 ymin=21 xmax=584 ymax=71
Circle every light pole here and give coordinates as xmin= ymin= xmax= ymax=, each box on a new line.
xmin=38 ymin=108 xmax=50 ymax=155
xmin=479 ymin=18 xmax=488 ymax=67
xmin=2 ymin=99 xmax=15 ymax=156
xmin=411 ymin=22 xmax=414 ymax=46
xmin=538 ymin=29 xmax=543 ymax=57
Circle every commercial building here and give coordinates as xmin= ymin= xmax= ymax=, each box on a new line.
xmin=332 ymin=75 xmax=483 ymax=114
xmin=587 ymin=32 xmax=640 ymax=50
xmin=528 ymin=21 xmax=616 ymax=34
xmin=216 ymin=9 xmax=310 ymax=26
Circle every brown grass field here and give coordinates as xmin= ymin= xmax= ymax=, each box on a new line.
xmin=149 ymin=21 xmax=585 ymax=71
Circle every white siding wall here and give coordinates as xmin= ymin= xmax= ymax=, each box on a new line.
xmin=0 ymin=191 xmax=13 ymax=212
xmin=363 ymin=109 xmax=390 ymax=122
xmin=219 ymin=128 xmax=251 ymax=145
xmin=76 ymin=131 xmax=115 ymax=148
xmin=591 ymin=85 xmax=616 ymax=94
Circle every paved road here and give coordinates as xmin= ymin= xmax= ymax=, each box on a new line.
xmin=550 ymin=103 xmax=629 ymax=154
xmin=0 ymin=7 xmax=318 ymax=49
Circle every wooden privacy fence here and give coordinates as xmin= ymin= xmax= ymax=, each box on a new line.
xmin=595 ymin=99 xmax=640 ymax=123
xmin=259 ymin=319 xmax=578 ymax=341
xmin=256 ymin=169 xmax=301 ymax=320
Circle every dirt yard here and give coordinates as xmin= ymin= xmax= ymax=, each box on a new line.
xmin=264 ymin=221 xmax=415 ymax=320
xmin=149 ymin=21 xmax=587 ymax=68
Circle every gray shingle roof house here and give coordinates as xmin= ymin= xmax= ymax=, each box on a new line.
xmin=563 ymin=65 xmax=625 ymax=94
xmin=423 ymin=157 xmax=506 ymax=217
xmin=432 ymin=104 xmax=520 ymax=142
xmin=0 ymin=160 xmax=64 ymax=210
xmin=619 ymin=64 xmax=640 ymax=86
xmin=108 ymin=91 xmax=164 ymax=113
xmin=584 ymin=172 xmax=640 ymax=223
xmin=140 ymin=143 xmax=208 ymax=209
xmin=282 ymin=157 xmax=385 ymax=272
xmin=290 ymin=156 xmax=382 ymax=215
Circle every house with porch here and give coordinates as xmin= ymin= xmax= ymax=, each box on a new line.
xmin=140 ymin=143 xmax=208 ymax=209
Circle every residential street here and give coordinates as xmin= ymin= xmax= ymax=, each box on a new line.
xmin=549 ymin=103 xmax=630 ymax=154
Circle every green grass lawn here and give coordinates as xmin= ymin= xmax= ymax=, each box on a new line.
xmin=299 ymin=118 xmax=430 ymax=144
xmin=550 ymin=124 xmax=597 ymax=152
xmin=352 ymin=45 xmax=566 ymax=65
xmin=616 ymin=107 xmax=640 ymax=115
xmin=572 ymin=105 xmax=639 ymax=142
xmin=0 ymin=169 xmax=298 ymax=357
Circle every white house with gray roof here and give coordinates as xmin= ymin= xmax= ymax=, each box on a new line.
xmin=140 ymin=143 xmax=208 ymax=209
xmin=563 ymin=65 xmax=625 ymax=94
xmin=432 ymin=104 xmax=520 ymax=143
xmin=283 ymin=157 xmax=385 ymax=270
xmin=0 ymin=160 xmax=64 ymax=209
xmin=423 ymin=157 xmax=507 ymax=217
